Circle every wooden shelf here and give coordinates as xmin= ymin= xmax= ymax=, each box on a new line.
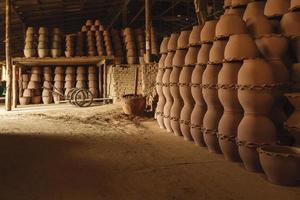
xmin=13 ymin=56 xmax=114 ymax=66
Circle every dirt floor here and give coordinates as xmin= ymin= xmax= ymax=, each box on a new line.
xmin=0 ymin=103 xmax=299 ymax=200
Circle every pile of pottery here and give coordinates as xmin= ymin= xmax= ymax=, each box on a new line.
xmin=95 ymin=31 xmax=106 ymax=57
xmin=87 ymin=31 xmax=97 ymax=56
xmin=65 ymin=34 xmax=75 ymax=57
xmin=111 ymin=29 xmax=124 ymax=64
xmin=53 ymin=66 xmax=64 ymax=103
xmin=29 ymin=67 xmax=42 ymax=104
xmin=64 ymin=66 xmax=76 ymax=96
xmin=76 ymin=32 xmax=86 ymax=56
xmin=51 ymin=28 xmax=63 ymax=58
xmin=103 ymin=30 xmax=114 ymax=57
xmin=123 ymin=28 xmax=138 ymax=64
xmin=24 ymin=27 xmax=37 ymax=58
xmin=76 ymin=66 xmax=87 ymax=89
xmin=88 ymin=66 xmax=98 ymax=98
xmin=38 ymin=27 xmax=50 ymax=58
xmin=135 ymin=28 xmax=146 ymax=64
xmin=42 ymin=66 xmax=53 ymax=104
xmin=19 ymin=74 xmax=31 ymax=105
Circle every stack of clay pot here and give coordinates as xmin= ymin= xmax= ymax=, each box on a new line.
xmin=155 ymin=37 xmax=169 ymax=129
xmin=29 ymin=66 xmax=42 ymax=104
xmin=76 ymin=66 xmax=87 ymax=89
xmin=95 ymin=30 xmax=106 ymax=56
xmin=19 ymin=74 xmax=31 ymax=105
xmin=65 ymin=34 xmax=75 ymax=57
xmin=190 ymin=20 xmax=217 ymax=146
xmin=87 ymin=31 xmax=97 ymax=56
xmin=224 ymin=0 xmax=249 ymax=17
xmin=53 ymin=66 xmax=64 ymax=104
xmin=169 ymin=31 xmax=190 ymax=137
xmin=162 ymin=33 xmax=179 ymax=132
xmin=76 ymin=32 xmax=86 ymax=56
xmin=38 ymin=27 xmax=50 ymax=58
xmin=88 ymin=65 xmax=98 ymax=98
xmin=103 ymin=30 xmax=114 ymax=57
xmin=64 ymin=66 xmax=76 ymax=96
xmin=135 ymin=28 xmax=146 ymax=64
xmin=24 ymin=27 xmax=37 ymax=58
xmin=265 ymin=0 xmax=290 ymax=33
xmin=111 ymin=29 xmax=124 ymax=64
xmin=51 ymin=28 xmax=63 ymax=58
xmin=151 ymin=28 xmax=159 ymax=56
xmin=124 ymin=28 xmax=138 ymax=64
xmin=42 ymin=66 xmax=53 ymax=104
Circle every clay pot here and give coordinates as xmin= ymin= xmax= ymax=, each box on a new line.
xmin=156 ymin=69 xmax=166 ymax=129
xmin=209 ymin=40 xmax=228 ymax=64
xmin=32 ymin=96 xmax=42 ymax=104
xmin=215 ymin=14 xmax=247 ymax=39
xmin=88 ymin=74 xmax=97 ymax=81
xmin=255 ymin=34 xmax=289 ymax=59
xmin=24 ymin=49 xmax=37 ymax=58
xmin=54 ymin=81 xmax=64 ymax=89
xmin=201 ymin=20 xmax=218 ymax=43
xmin=38 ymin=27 xmax=48 ymax=34
xmin=291 ymin=37 xmax=300 ymax=62
xmin=290 ymin=0 xmax=300 ymax=11
xmin=43 ymin=81 xmax=52 ymax=89
xmin=224 ymin=34 xmax=259 ymax=62
xmin=65 ymin=51 xmax=74 ymax=58
xmin=44 ymin=74 xmax=53 ymax=81
xmin=189 ymin=26 xmax=202 ymax=46
xmin=243 ymin=1 xmax=266 ymax=21
xmin=76 ymin=66 xmax=86 ymax=74
xmin=38 ymin=49 xmax=50 ymax=58
xmin=19 ymin=97 xmax=31 ymax=105
xmin=258 ymin=145 xmax=300 ymax=186
xmin=197 ymin=43 xmax=213 ymax=65
xmin=225 ymin=7 xmax=245 ymax=17
xmin=88 ymin=81 xmax=97 ymax=88
xmin=185 ymin=46 xmax=199 ymax=66
xmin=43 ymin=66 xmax=52 ymax=74
xmin=88 ymin=66 xmax=97 ymax=74
xmin=42 ymin=96 xmax=53 ymax=104
xmin=264 ymin=0 xmax=290 ymax=18
xmin=280 ymin=12 xmax=300 ymax=37
xmin=168 ymin=33 xmax=180 ymax=52
xmin=76 ymin=74 xmax=87 ymax=81
xmin=23 ymin=89 xmax=33 ymax=97
xmin=121 ymin=94 xmax=146 ymax=115
xmin=53 ymin=28 xmax=61 ymax=35
xmin=159 ymin=54 xmax=167 ymax=68
xmin=26 ymin=27 xmax=35 ymax=35
xmin=22 ymin=81 xmax=28 ymax=89
xmin=65 ymin=74 xmax=75 ymax=81
xmin=285 ymin=93 xmax=300 ymax=130
xmin=177 ymin=30 xmax=191 ymax=49
xmin=165 ymin=52 xmax=175 ymax=68
xmin=246 ymin=15 xmax=273 ymax=38
xmin=54 ymin=74 xmax=64 ymax=81
xmin=76 ymin=81 xmax=87 ymax=89
xmin=51 ymin=49 xmax=62 ymax=58
xmin=162 ymin=68 xmax=173 ymax=132
xmin=32 ymin=67 xmax=42 ymax=74
xmin=55 ymin=66 xmax=64 ymax=74
xmin=173 ymin=49 xmax=187 ymax=67
xmin=30 ymin=74 xmax=41 ymax=82
xmin=231 ymin=0 xmax=250 ymax=8
xmin=27 ymin=81 xmax=39 ymax=89
xmin=22 ymin=74 xmax=30 ymax=82
xmin=224 ymin=0 xmax=232 ymax=8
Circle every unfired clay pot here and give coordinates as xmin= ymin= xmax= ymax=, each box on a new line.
xmin=264 ymin=0 xmax=290 ymax=18
xmin=200 ymin=20 xmax=218 ymax=44
xmin=197 ymin=43 xmax=212 ymax=65
xmin=258 ymin=145 xmax=300 ymax=186
xmin=209 ymin=40 xmax=228 ymax=64
xmin=156 ymin=68 xmax=166 ymax=129
xmin=177 ymin=31 xmax=191 ymax=50
xmin=255 ymin=34 xmax=289 ymax=59
xmin=189 ymin=26 xmax=202 ymax=46
xmin=224 ymin=0 xmax=232 ymax=8
xmin=231 ymin=0 xmax=250 ymax=8
xmin=246 ymin=15 xmax=273 ymax=38
xmin=237 ymin=58 xmax=277 ymax=172
xmin=202 ymin=64 xmax=223 ymax=153
xmin=225 ymin=34 xmax=259 ymax=61
xmin=218 ymin=62 xmax=243 ymax=162
xmin=290 ymin=0 xmax=300 ymax=11
xmin=243 ymin=1 xmax=265 ymax=21
xmin=215 ymin=14 xmax=247 ymax=39
xmin=280 ymin=12 xmax=300 ymax=37
xmin=185 ymin=46 xmax=199 ymax=66
xmin=168 ymin=33 xmax=180 ymax=52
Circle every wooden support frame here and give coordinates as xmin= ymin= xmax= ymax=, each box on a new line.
xmin=145 ymin=0 xmax=152 ymax=63
xmin=5 ymin=0 xmax=12 ymax=111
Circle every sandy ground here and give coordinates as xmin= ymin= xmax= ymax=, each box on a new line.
xmin=0 ymin=103 xmax=299 ymax=200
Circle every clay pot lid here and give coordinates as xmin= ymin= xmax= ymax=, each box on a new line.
xmin=258 ymin=145 xmax=300 ymax=158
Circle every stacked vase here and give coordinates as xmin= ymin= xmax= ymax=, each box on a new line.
xmin=29 ymin=67 xmax=42 ymax=104
xmin=135 ymin=28 xmax=146 ymax=64
xmin=162 ymin=33 xmax=179 ymax=132
xmin=124 ymin=28 xmax=138 ymax=64
xmin=95 ymin=31 xmax=106 ymax=56
xmin=53 ymin=66 xmax=64 ymax=104
xmin=19 ymin=74 xmax=31 ymax=105
xmin=88 ymin=65 xmax=98 ymax=98
xmin=170 ymin=31 xmax=190 ymax=136
xmin=76 ymin=66 xmax=87 ymax=89
xmin=151 ymin=28 xmax=159 ymax=56
xmin=38 ymin=27 xmax=50 ymax=58
xmin=87 ymin=31 xmax=97 ymax=56
xmin=76 ymin=32 xmax=86 ymax=56
xmin=156 ymin=37 xmax=169 ymax=129
xmin=103 ymin=30 xmax=114 ymax=57
xmin=224 ymin=0 xmax=248 ymax=17
xmin=51 ymin=28 xmax=63 ymax=58
xmin=65 ymin=34 xmax=75 ymax=57
xmin=24 ymin=27 xmax=37 ymax=58
xmin=42 ymin=66 xmax=53 ymax=104
xmin=191 ymin=20 xmax=217 ymax=146
xmin=111 ymin=29 xmax=124 ymax=64
xmin=64 ymin=66 xmax=76 ymax=96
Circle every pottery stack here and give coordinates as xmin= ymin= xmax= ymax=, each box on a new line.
xmin=224 ymin=0 xmax=248 ymax=17
xmin=88 ymin=66 xmax=98 ymax=98
xmin=169 ymin=31 xmax=190 ymax=137
xmin=190 ymin=20 xmax=217 ymax=146
xmin=42 ymin=66 xmax=53 ymax=104
xmin=151 ymin=28 xmax=159 ymax=56
xmin=76 ymin=32 xmax=86 ymax=56
xmin=111 ymin=29 xmax=124 ymax=64
xmin=76 ymin=66 xmax=87 ymax=89
xmin=38 ymin=27 xmax=50 ymax=58
xmin=124 ymin=28 xmax=138 ymax=64
xmin=24 ymin=27 xmax=37 ymax=58
xmin=19 ymin=74 xmax=31 ymax=105
xmin=86 ymin=31 xmax=97 ymax=56
xmin=51 ymin=28 xmax=63 ymax=58
xmin=65 ymin=34 xmax=75 ymax=57
xmin=162 ymin=33 xmax=179 ymax=132
xmin=103 ymin=30 xmax=114 ymax=57
xmin=53 ymin=66 xmax=64 ymax=104
xmin=64 ymin=66 xmax=76 ymax=96
xmin=95 ymin=30 xmax=106 ymax=56
xmin=135 ymin=28 xmax=146 ymax=64
xmin=29 ymin=67 xmax=42 ymax=104
xmin=155 ymin=37 xmax=169 ymax=129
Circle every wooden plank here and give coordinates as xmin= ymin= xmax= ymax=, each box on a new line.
xmin=5 ymin=0 xmax=12 ymax=111
xmin=12 ymin=64 xmax=18 ymax=108
xmin=145 ymin=0 xmax=151 ymax=63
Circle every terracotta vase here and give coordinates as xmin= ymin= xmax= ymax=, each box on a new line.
xmin=170 ymin=49 xmax=187 ymax=136
xmin=280 ymin=12 xmax=300 ymax=37
xmin=185 ymin=46 xmax=199 ymax=66
xmin=177 ymin=31 xmax=191 ymax=50
xmin=202 ymin=64 xmax=223 ymax=153
xmin=225 ymin=7 xmax=245 ymax=17
xmin=224 ymin=0 xmax=232 ymax=8
xmin=258 ymin=145 xmax=300 ymax=186
xmin=200 ymin=20 xmax=218 ymax=44
xmin=156 ymin=67 xmax=166 ymax=129
xmin=264 ymin=0 xmax=290 ymax=18
xmin=290 ymin=0 xmax=300 ymax=11
xmin=209 ymin=39 xmax=228 ymax=64
xmin=191 ymin=64 xmax=207 ymax=146
xmin=215 ymin=14 xmax=247 ymax=39
xmin=285 ymin=93 xmax=300 ymax=146
xmin=168 ymin=33 xmax=180 ymax=52
xmin=189 ymin=26 xmax=202 ymax=46
xmin=224 ymin=34 xmax=259 ymax=62
xmin=197 ymin=43 xmax=213 ymax=65
xmin=243 ymin=1 xmax=266 ymax=21
xmin=231 ymin=0 xmax=250 ymax=8
xmin=218 ymin=62 xmax=243 ymax=162
xmin=246 ymin=15 xmax=273 ymax=38
xmin=291 ymin=63 xmax=300 ymax=91
xmin=291 ymin=37 xmax=300 ymax=62
xmin=237 ymin=58 xmax=277 ymax=172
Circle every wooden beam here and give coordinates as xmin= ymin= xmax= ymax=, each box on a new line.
xmin=5 ymin=0 xmax=12 ymax=111
xmin=129 ymin=6 xmax=145 ymax=25
xmin=145 ymin=0 xmax=152 ymax=63
xmin=107 ymin=0 xmax=131 ymax=29
xmin=157 ymin=0 xmax=182 ymax=17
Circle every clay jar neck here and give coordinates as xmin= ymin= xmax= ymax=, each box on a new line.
xmin=191 ymin=65 xmax=206 ymax=105
xmin=197 ymin=43 xmax=212 ymax=65
xmin=185 ymin=46 xmax=200 ymax=66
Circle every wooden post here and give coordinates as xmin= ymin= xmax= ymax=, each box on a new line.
xmin=5 ymin=0 xmax=12 ymax=111
xmin=134 ymin=65 xmax=139 ymax=95
xmin=97 ymin=62 xmax=103 ymax=98
xmin=145 ymin=0 xmax=151 ymax=63
xmin=12 ymin=64 xmax=18 ymax=108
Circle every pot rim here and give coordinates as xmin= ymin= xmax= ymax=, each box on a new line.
xmin=258 ymin=145 xmax=300 ymax=158
xmin=255 ymin=33 xmax=288 ymax=39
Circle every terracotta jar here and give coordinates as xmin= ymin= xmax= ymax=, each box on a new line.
xmin=291 ymin=37 xmax=300 ymax=62
xmin=160 ymin=37 xmax=170 ymax=54
xmin=170 ymin=50 xmax=187 ymax=136
xmin=224 ymin=0 xmax=231 ymax=8
xmin=246 ymin=15 xmax=273 ymax=38
xmin=197 ymin=43 xmax=213 ymax=65
xmin=189 ymin=26 xmax=202 ymax=46
xmin=215 ymin=14 xmax=247 ymax=39
xmin=243 ymin=1 xmax=265 ymax=21
xmin=185 ymin=46 xmax=199 ymax=66
xmin=177 ymin=31 xmax=191 ymax=49
xmin=225 ymin=7 xmax=245 ymax=17
xmin=156 ymin=67 xmax=166 ymax=129
xmin=200 ymin=20 xmax=218 ymax=44
xmin=285 ymin=93 xmax=300 ymax=146
xmin=281 ymin=12 xmax=300 ymax=37
xmin=225 ymin=34 xmax=259 ymax=62
xmin=264 ymin=0 xmax=290 ymax=18
xmin=231 ymin=0 xmax=250 ymax=8
xmin=218 ymin=62 xmax=243 ymax=162
xmin=291 ymin=63 xmax=300 ymax=91
xmin=209 ymin=39 xmax=228 ymax=64
xmin=202 ymin=64 xmax=223 ymax=153
xmin=168 ymin=33 xmax=180 ymax=52
xmin=258 ymin=145 xmax=300 ymax=186
xmin=290 ymin=0 xmax=300 ymax=11
xmin=237 ymin=58 xmax=277 ymax=172
xmin=255 ymin=34 xmax=289 ymax=59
